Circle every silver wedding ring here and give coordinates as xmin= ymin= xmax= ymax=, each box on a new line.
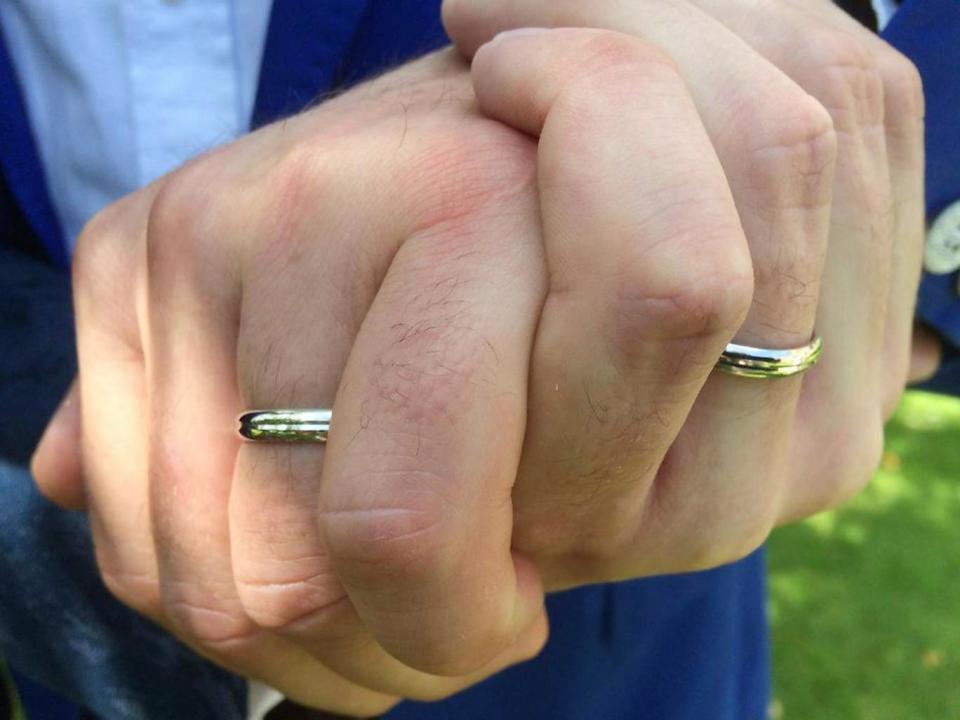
xmin=236 ymin=338 xmax=821 ymax=440
xmin=238 ymin=409 xmax=332 ymax=442
xmin=715 ymin=336 xmax=823 ymax=379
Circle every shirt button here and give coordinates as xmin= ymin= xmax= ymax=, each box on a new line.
xmin=924 ymin=199 xmax=960 ymax=275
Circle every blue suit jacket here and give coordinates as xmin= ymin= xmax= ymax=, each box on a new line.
xmin=0 ymin=1 xmax=957 ymax=718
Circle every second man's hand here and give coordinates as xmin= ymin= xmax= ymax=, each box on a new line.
xmin=31 ymin=0 xmax=924 ymax=711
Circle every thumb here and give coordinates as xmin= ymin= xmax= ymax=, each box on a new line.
xmin=31 ymin=379 xmax=86 ymax=510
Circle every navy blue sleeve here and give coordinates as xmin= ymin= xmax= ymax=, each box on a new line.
xmin=252 ymin=0 xmax=448 ymax=128
xmin=334 ymin=0 xmax=448 ymax=89
xmin=883 ymin=0 xmax=960 ymax=396
xmin=0 ymin=245 xmax=75 ymax=465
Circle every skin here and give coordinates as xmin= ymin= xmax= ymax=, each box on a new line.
xmin=31 ymin=0 xmax=928 ymax=714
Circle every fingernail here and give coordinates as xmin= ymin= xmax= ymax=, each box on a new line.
xmin=491 ymin=27 xmax=550 ymax=44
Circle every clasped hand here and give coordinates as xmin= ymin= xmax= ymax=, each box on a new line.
xmin=32 ymin=0 xmax=926 ymax=714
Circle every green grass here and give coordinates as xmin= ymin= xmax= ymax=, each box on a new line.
xmin=769 ymin=391 xmax=960 ymax=719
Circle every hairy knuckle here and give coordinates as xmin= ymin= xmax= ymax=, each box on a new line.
xmin=368 ymin=308 xmax=506 ymax=427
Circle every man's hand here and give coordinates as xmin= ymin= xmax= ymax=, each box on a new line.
xmin=34 ymin=52 xmax=552 ymax=714
xmin=30 ymin=0 xmax=925 ymax=711
xmin=442 ymin=0 xmax=925 ymax=585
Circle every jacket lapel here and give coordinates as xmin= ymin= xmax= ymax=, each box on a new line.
xmin=0 ymin=18 xmax=67 ymax=269
xmin=252 ymin=0 xmax=372 ymax=127
xmin=882 ymin=0 xmax=960 ymax=217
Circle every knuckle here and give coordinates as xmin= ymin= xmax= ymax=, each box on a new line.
xmin=733 ymin=92 xmax=835 ymax=318
xmin=92 ymin=540 xmax=163 ymax=615
xmin=577 ymin=31 xmax=680 ymax=81
xmin=398 ymin=120 xmax=537 ymax=233
xmin=528 ymin=527 xmax=627 ymax=586
xmin=673 ymin=515 xmax=774 ymax=573
xmin=746 ymin=90 xmax=837 ymax=192
xmin=439 ymin=0 xmax=481 ymax=47
xmin=163 ymin=592 xmax=258 ymax=649
xmin=806 ymin=28 xmax=874 ymax=75
xmin=145 ymin=182 xmax=198 ymax=273
xmin=71 ymin=197 xmax=141 ymax=309
xmin=258 ymin=142 xmax=336 ymax=238
xmin=423 ymin=628 xmax=519 ymax=678
xmin=804 ymin=31 xmax=884 ymax=127
xmin=234 ymin=570 xmax=345 ymax=631
xmin=877 ymin=49 xmax=925 ymax=121
xmin=149 ymin=165 xmax=205 ymax=233
xmin=606 ymin=261 xmax=753 ymax=360
xmin=551 ymin=35 xmax=684 ymax=140
xmin=800 ymin=411 xmax=885 ymax=516
xmin=643 ymin=479 xmax=776 ymax=574
xmin=827 ymin=418 xmax=885 ymax=508
xmin=320 ymin=480 xmax=453 ymax=580
xmin=98 ymin=564 xmax=162 ymax=617
xmin=145 ymin=156 xmax=230 ymax=273
xmin=72 ymin=206 xmax=118 ymax=283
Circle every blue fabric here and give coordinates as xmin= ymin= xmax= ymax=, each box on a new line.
xmin=0 ymin=461 xmax=246 ymax=720
xmin=11 ymin=669 xmax=80 ymax=720
xmin=883 ymin=0 xmax=960 ymax=395
xmin=389 ymin=557 xmax=769 ymax=720
xmin=0 ymin=18 xmax=66 ymax=269
xmin=0 ymin=0 xmax=955 ymax=718
xmin=0 ymin=0 xmax=273 ymax=251
xmin=0 ymin=245 xmax=74 ymax=466
xmin=335 ymin=0 xmax=451 ymax=89
xmin=252 ymin=0 xmax=371 ymax=127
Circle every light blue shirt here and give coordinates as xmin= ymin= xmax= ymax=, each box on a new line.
xmin=0 ymin=0 xmax=273 ymax=250
xmin=0 ymin=0 xmax=899 ymax=254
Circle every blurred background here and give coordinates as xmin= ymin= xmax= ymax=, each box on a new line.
xmin=769 ymin=390 xmax=960 ymax=719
